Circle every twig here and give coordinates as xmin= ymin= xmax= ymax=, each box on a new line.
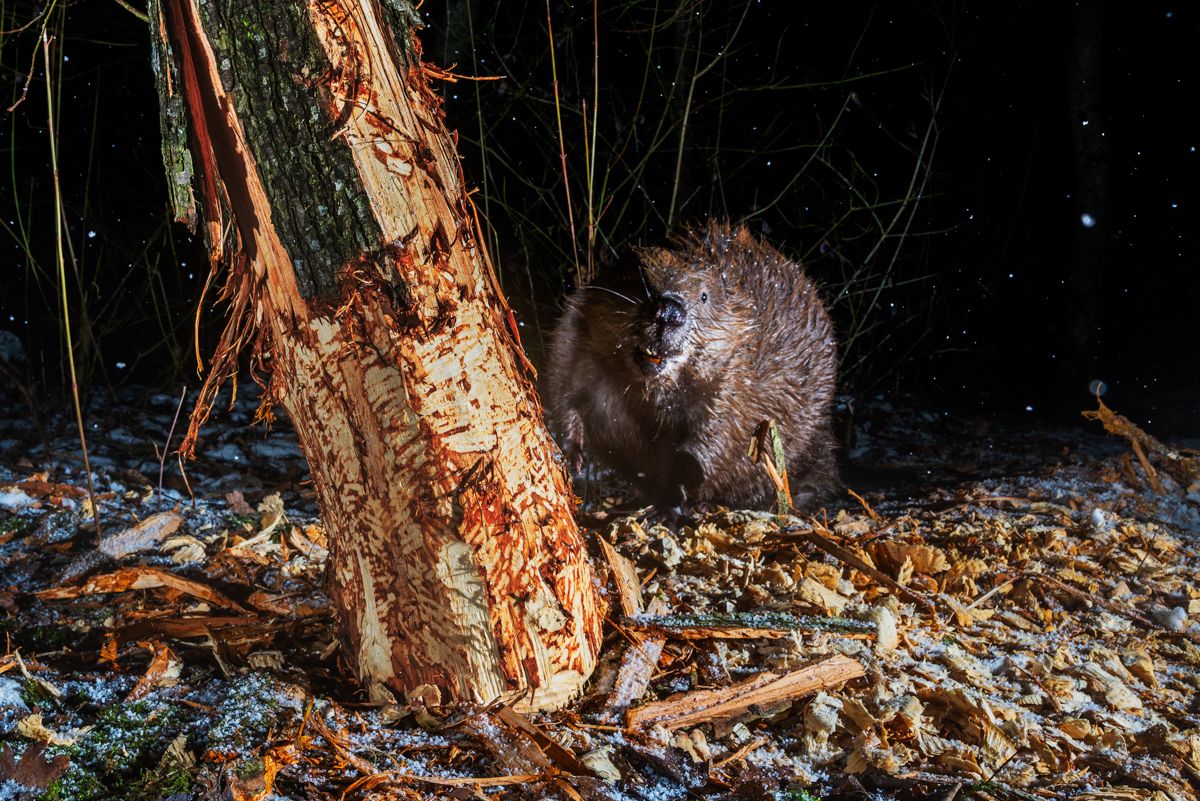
xmin=749 ymin=419 xmax=791 ymax=520
xmin=110 ymin=0 xmax=150 ymax=23
xmin=713 ymin=735 xmax=767 ymax=769
xmin=177 ymin=452 xmax=195 ymax=506
xmin=493 ymin=705 xmax=591 ymax=776
xmin=1082 ymin=398 xmax=1200 ymax=489
xmin=789 ymin=522 xmax=937 ymax=614
xmin=624 ymin=611 xmax=873 ymax=640
xmin=158 ymin=386 xmax=187 ymax=503
xmin=847 ymin=487 xmax=880 ymax=521
xmin=1032 ymin=571 xmax=1200 ymax=644
xmin=395 ymin=772 xmax=544 ymax=788
xmin=545 ymin=0 xmax=581 ymax=284
xmin=43 ymin=30 xmax=103 ymax=544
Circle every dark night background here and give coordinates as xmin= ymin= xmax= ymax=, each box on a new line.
xmin=1 ymin=1 xmax=1197 ymax=437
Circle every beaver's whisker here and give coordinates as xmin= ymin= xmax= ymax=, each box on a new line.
xmin=579 ymin=285 xmax=638 ymax=305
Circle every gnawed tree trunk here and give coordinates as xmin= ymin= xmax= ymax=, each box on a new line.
xmin=150 ymin=0 xmax=602 ymax=709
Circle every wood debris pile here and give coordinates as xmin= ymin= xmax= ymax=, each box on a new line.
xmin=0 ymin=400 xmax=1197 ymax=800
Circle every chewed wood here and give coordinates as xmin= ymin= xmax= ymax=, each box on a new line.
xmin=166 ymin=0 xmax=601 ymax=709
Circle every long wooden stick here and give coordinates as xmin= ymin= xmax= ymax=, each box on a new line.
xmin=626 ymin=654 xmax=863 ymax=731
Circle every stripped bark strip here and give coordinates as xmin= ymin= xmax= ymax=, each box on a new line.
xmin=625 ymin=654 xmax=865 ymax=731
xmin=36 ymin=566 xmax=247 ymax=612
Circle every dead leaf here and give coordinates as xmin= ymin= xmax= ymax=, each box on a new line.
xmin=225 ymin=490 xmax=254 ymax=516
xmin=0 ymin=742 xmax=70 ymax=790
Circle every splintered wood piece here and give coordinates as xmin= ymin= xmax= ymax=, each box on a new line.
xmin=600 ymin=597 xmax=670 ymax=724
xmin=625 ymin=654 xmax=864 ymax=731
xmin=36 ymin=566 xmax=247 ymax=612
xmin=597 ymin=536 xmax=644 ymax=617
xmin=460 ymin=712 xmax=554 ymax=774
xmin=125 ymin=641 xmax=180 ymax=702
xmin=60 ymin=510 xmax=187 ymax=584
xmin=1083 ymin=399 xmax=1200 ymax=490
xmin=113 ymin=616 xmax=273 ymax=643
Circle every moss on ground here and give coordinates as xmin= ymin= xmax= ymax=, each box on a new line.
xmin=38 ymin=698 xmax=193 ymax=801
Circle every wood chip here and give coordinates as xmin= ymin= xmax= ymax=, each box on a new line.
xmin=597 ymin=535 xmax=644 ymax=617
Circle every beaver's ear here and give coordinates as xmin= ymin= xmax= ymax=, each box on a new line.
xmin=732 ymin=225 xmax=757 ymax=248
xmin=638 ymin=245 xmax=683 ymax=271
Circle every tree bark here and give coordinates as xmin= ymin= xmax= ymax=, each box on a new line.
xmin=151 ymin=0 xmax=601 ymax=709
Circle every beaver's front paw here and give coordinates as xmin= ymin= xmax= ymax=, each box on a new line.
xmin=561 ymin=432 xmax=586 ymax=475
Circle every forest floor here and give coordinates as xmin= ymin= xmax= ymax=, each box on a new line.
xmin=0 ymin=384 xmax=1199 ymax=801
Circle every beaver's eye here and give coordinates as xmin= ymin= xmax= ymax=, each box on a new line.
xmin=701 ymin=292 xmax=708 ymax=303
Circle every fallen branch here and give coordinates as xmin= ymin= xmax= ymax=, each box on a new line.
xmin=626 ymin=654 xmax=864 ymax=731
xmin=624 ymin=611 xmax=874 ymax=640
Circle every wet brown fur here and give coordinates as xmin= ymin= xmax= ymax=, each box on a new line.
xmin=547 ymin=222 xmax=840 ymax=510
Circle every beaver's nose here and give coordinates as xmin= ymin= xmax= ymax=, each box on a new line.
xmin=653 ymin=296 xmax=686 ymax=328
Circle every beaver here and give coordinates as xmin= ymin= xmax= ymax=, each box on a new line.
xmin=546 ymin=221 xmax=840 ymax=511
